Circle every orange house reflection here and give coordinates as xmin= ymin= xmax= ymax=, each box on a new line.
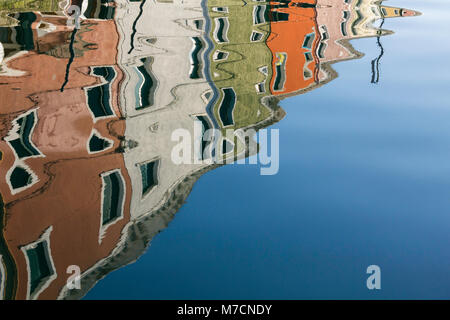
xmin=267 ymin=0 xmax=320 ymax=97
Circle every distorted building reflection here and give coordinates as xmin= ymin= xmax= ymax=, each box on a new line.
xmin=0 ymin=0 xmax=418 ymax=299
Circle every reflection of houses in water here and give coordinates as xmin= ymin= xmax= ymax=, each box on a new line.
xmin=0 ymin=12 xmax=74 ymax=76
xmin=0 ymin=0 xmax=418 ymax=300
xmin=114 ymin=0 xmax=282 ymax=220
xmin=62 ymin=0 xmax=284 ymax=299
xmin=0 ymin=0 xmax=63 ymax=27
xmin=267 ymin=0 xmax=319 ymax=96
xmin=342 ymin=0 xmax=419 ymax=38
xmin=61 ymin=0 xmax=285 ymax=299
xmin=0 ymin=0 xmax=119 ymax=76
xmin=0 ymin=7 xmax=132 ymax=300
xmin=266 ymin=0 xmax=419 ymax=97
xmin=0 ymin=0 xmax=283 ymax=300
xmin=114 ymin=0 xmax=216 ymax=221
xmin=208 ymin=0 xmax=275 ymax=131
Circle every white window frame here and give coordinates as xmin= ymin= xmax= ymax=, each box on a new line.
xmin=21 ymin=226 xmax=57 ymax=300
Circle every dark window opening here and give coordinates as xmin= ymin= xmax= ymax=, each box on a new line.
xmin=135 ymin=57 xmax=157 ymax=110
xmin=318 ymin=42 xmax=327 ymax=58
xmin=251 ymin=31 xmax=264 ymax=42
xmin=8 ymin=111 xmax=40 ymax=159
xmin=270 ymin=11 xmax=289 ymax=22
xmin=302 ymin=33 xmax=315 ymax=49
xmin=25 ymin=241 xmax=54 ymax=298
xmin=305 ymin=52 xmax=313 ymax=62
xmin=214 ymin=51 xmax=228 ymax=61
xmin=89 ymin=133 xmax=111 ymax=153
xmin=341 ymin=21 xmax=348 ymax=36
xmin=14 ymin=12 xmax=37 ymax=51
xmin=219 ymin=88 xmax=236 ymax=127
xmin=273 ymin=53 xmax=287 ymax=92
xmin=254 ymin=5 xmax=268 ymax=24
xmin=193 ymin=19 xmax=204 ymax=30
xmin=86 ymin=66 xmax=116 ymax=118
xmin=84 ymin=0 xmax=116 ymax=20
xmin=140 ymin=160 xmax=159 ymax=196
xmin=196 ymin=115 xmax=212 ymax=159
xmin=101 ymin=171 xmax=125 ymax=226
xmin=190 ymin=37 xmax=203 ymax=79
xmin=215 ymin=18 xmax=228 ymax=43
xmin=10 ymin=166 xmax=32 ymax=190
xmin=256 ymin=82 xmax=265 ymax=93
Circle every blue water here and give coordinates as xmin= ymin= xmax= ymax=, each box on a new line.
xmin=86 ymin=0 xmax=450 ymax=299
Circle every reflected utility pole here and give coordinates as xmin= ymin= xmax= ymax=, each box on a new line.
xmin=371 ymin=14 xmax=385 ymax=84
xmin=61 ymin=5 xmax=81 ymax=92
xmin=129 ymin=0 xmax=147 ymax=54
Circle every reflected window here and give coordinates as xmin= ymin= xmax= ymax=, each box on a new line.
xmin=251 ymin=31 xmax=264 ymax=42
xmin=134 ymin=58 xmax=157 ymax=110
xmin=341 ymin=11 xmax=349 ymax=36
xmin=273 ymin=53 xmax=287 ymax=92
xmin=14 ymin=13 xmax=37 ymax=51
xmin=318 ymin=25 xmax=329 ymax=59
xmin=317 ymin=42 xmax=327 ymax=59
xmin=218 ymin=88 xmax=236 ymax=127
xmin=213 ymin=50 xmax=229 ymax=61
xmin=86 ymin=66 xmax=116 ymax=118
xmin=258 ymin=66 xmax=269 ymax=76
xmin=84 ymin=0 xmax=116 ymax=20
xmin=101 ymin=170 xmax=125 ymax=227
xmin=190 ymin=37 xmax=203 ymax=79
xmin=196 ymin=115 xmax=213 ymax=160
xmin=302 ymin=32 xmax=315 ymax=50
xmin=213 ymin=17 xmax=229 ymax=43
xmin=21 ymin=227 xmax=56 ymax=300
xmin=7 ymin=110 xmax=40 ymax=159
xmin=270 ymin=11 xmax=289 ymax=22
xmin=88 ymin=131 xmax=112 ymax=153
xmin=253 ymin=5 xmax=267 ymax=25
xmin=10 ymin=166 xmax=33 ymax=190
xmin=319 ymin=25 xmax=329 ymax=41
xmin=212 ymin=7 xmax=228 ymax=13
xmin=255 ymin=82 xmax=265 ymax=94
xmin=194 ymin=19 xmax=204 ymax=30
xmin=139 ymin=160 xmax=159 ymax=197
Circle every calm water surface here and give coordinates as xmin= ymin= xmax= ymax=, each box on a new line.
xmin=0 ymin=0 xmax=448 ymax=300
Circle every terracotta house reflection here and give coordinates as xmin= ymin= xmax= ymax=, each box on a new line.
xmin=0 ymin=9 xmax=131 ymax=300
